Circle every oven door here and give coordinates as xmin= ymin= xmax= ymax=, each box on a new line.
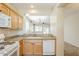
xmin=8 ymin=47 xmax=18 ymax=56
xmin=4 ymin=44 xmax=19 ymax=56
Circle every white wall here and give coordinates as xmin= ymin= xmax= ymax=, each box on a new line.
xmin=25 ymin=18 xmax=30 ymax=33
xmin=56 ymin=7 xmax=64 ymax=56
xmin=64 ymin=9 xmax=79 ymax=47
xmin=23 ymin=17 xmax=34 ymax=34
xmin=50 ymin=6 xmax=64 ymax=56
xmin=50 ymin=11 xmax=57 ymax=36
xmin=29 ymin=22 xmax=33 ymax=33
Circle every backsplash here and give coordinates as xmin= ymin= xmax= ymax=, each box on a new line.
xmin=0 ymin=28 xmax=23 ymax=37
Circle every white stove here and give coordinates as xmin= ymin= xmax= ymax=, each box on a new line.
xmin=0 ymin=34 xmax=19 ymax=56
xmin=0 ymin=41 xmax=19 ymax=56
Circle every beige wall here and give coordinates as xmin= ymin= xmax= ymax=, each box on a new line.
xmin=0 ymin=28 xmax=23 ymax=37
xmin=64 ymin=4 xmax=79 ymax=47
xmin=56 ymin=7 xmax=64 ymax=56
xmin=50 ymin=6 xmax=64 ymax=56
xmin=50 ymin=8 xmax=57 ymax=36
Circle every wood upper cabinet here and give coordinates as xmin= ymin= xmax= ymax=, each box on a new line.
xmin=0 ymin=3 xmax=23 ymax=30
xmin=9 ymin=10 xmax=18 ymax=29
xmin=0 ymin=4 xmax=9 ymax=15
xmin=18 ymin=16 xmax=23 ymax=30
xmin=10 ymin=10 xmax=23 ymax=30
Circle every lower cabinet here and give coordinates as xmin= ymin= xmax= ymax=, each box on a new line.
xmin=23 ymin=41 xmax=33 ymax=55
xmin=23 ymin=40 xmax=42 ymax=56
xmin=33 ymin=41 xmax=43 ymax=55
xmin=22 ymin=39 xmax=56 ymax=56
xmin=19 ymin=39 xmax=24 ymax=56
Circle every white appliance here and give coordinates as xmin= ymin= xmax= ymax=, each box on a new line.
xmin=0 ymin=12 xmax=11 ymax=28
xmin=43 ymin=40 xmax=55 ymax=55
xmin=0 ymin=42 xmax=19 ymax=56
xmin=0 ymin=34 xmax=19 ymax=56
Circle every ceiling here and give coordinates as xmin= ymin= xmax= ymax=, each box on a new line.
xmin=8 ymin=3 xmax=56 ymax=16
xmin=8 ymin=3 xmax=57 ymax=25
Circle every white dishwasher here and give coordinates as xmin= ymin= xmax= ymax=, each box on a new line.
xmin=43 ymin=40 xmax=55 ymax=56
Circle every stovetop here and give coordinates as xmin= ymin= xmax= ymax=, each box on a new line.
xmin=0 ymin=41 xmax=18 ymax=56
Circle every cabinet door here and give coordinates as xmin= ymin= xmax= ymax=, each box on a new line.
xmin=34 ymin=42 xmax=42 ymax=55
xmin=10 ymin=10 xmax=18 ymax=29
xmin=19 ymin=40 xmax=24 ymax=56
xmin=23 ymin=40 xmax=42 ymax=56
xmin=18 ymin=16 xmax=23 ymax=30
xmin=23 ymin=40 xmax=34 ymax=55
xmin=43 ymin=40 xmax=55 ymax=55
xmin=13 ymin=13 xmax=18 ymax=29
xmin=0 ymin=4 xmax=9 ymax=15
